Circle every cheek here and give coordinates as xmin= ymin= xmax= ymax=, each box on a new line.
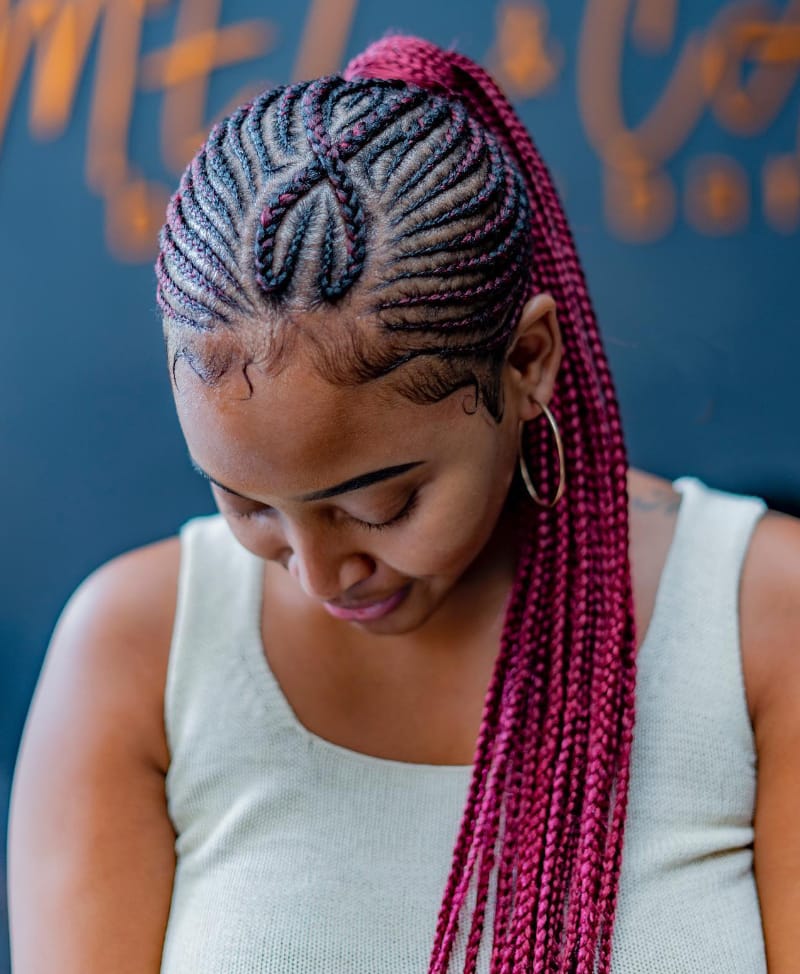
xmin=217 ymin=511 xmax=288 ymax=565
xmin=383 ymin=471 xmax=511 ymax=579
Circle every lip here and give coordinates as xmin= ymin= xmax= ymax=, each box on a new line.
xmin=323 ymin=583 xmax=411 ymax=622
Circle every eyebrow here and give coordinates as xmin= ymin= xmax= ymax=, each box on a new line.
xmin=189 ymin=457 xmax=249 ymax=499
xmin=189 ymin=455 xmax=424 ymax=503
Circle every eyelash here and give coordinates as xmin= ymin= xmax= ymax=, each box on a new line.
xmin=233 ymin=489 xmax=420 ymax=531
xmin=358 ymin=489 xmax=420 ymax=531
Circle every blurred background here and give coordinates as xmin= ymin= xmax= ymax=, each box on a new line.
xmin=1 ymin=0 xmax=798 ymax=968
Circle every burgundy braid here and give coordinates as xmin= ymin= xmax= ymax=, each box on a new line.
xmin=300 ymin=77 xmax=368 ymax=297
xmin=390 ymin=100 xmax=466 ymax=204
xmin=344 ymin=36 xmax=637 ymax=974
xmin=251 ymin=80 xmax=428 ymax=298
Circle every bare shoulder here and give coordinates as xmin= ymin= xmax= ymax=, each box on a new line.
xmin=8 ymin=537 xmax=183 ymax=972
xmin=739 ymin=507 xmax=800 ymax=722
xmin=43 ymin=535 xmax=182 ymax=773
xmin=738 ymin=508 xmax=800 ymax=973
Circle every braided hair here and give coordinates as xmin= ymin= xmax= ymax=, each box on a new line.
xmin=156 ymin=34 xmax=636 ymax=974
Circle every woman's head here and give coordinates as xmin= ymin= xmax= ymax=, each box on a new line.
xmin=172 ymin=291 xmax=560 ymax=635
xmin=160 ymin=50 xmax=563 ymax=634
xmin=157 ymin=34 xmax=636 ymax=974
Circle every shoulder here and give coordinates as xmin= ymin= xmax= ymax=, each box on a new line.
xmin=36 ymin=535 xmax=183 ymax=774
xmin=737 ymin=508 xmax=800 ymax=972
xmin=739 ymin=507 xmax=800 ymax=726
xmin=8 ymin=537 xmax=182 ymax=971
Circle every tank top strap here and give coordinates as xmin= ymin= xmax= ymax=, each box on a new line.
xmin=164 ymin=514 xmax=269 ymax=767
xmin=669 ymin=475 xmax=767 ymax=595
xmin=637 ymin=475 xmax=767 ymax=756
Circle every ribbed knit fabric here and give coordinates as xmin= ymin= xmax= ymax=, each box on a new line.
xmin=160 ymin=477 xmax=767 ymax=973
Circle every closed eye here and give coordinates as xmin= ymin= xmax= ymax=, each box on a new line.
xmin=230 ymin=504 xmax=275 ymax=521
xmin=356 ymin=489 xmax=419 ymax=531
xmin=227 ymin=490 xmax=420 ymax=529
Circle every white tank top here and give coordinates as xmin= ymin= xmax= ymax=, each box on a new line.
xmin=160 ymin=477 xmax=767 ymax=973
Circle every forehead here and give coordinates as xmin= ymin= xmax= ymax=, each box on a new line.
xmin=173 ymin=350 xmax=477 ymax=497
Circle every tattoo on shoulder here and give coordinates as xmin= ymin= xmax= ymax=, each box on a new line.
xmin=630 ymin=491 xmax=681 ymax=516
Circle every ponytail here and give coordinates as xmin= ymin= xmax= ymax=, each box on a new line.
xmin=345 ymin=36 xmax=637 ymax=974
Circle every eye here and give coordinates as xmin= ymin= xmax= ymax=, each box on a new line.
xmin=356 ymin=489 xmax=419 ymax=531
xmin=230 ymin=504 xmax=275 ymax=521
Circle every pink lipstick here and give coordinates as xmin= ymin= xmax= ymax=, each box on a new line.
xmin=323 ymin=583 xmax=411 ymax=622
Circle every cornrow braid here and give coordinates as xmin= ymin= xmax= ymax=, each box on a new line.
xmin=157 ymin=72 xmax=534 ymax=419
xmin=225 ymin=105 xmax=257 ymax=199
xmin=344 ymin=35 xmax=637 ymax=974
xmin=176 ymin=170 xmax=238 ymax=277
xmin=389 ymin=99 xmax=467 ymax=206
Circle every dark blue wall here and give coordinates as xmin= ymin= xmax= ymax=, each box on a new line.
xmin=2 ymin=1 xmax=798 ymax=968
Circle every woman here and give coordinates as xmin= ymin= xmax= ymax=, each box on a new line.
xmin=8 ymin=33 xmax=800 ymax=974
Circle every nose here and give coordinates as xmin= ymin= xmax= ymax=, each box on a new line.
xmin=286 ymin=530 xmax=376 ymax=602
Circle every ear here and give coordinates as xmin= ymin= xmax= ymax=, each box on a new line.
xmin=504 ymin=293 xmax=563 ymax=422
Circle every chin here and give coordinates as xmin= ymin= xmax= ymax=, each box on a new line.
xmin=344 ymin=603 xmax=428 ymax=637
xmin=344 ymin=584 xmax=451 ymax=637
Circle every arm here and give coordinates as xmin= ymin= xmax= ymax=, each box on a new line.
xmin=740 ymin=511 xmax=800 ymax=973
xmin=8 ymin=540 xmax=180 ymax=974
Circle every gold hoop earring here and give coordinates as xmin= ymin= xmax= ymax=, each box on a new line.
xmin=518 ymin=400 xmax=566 ymax=508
